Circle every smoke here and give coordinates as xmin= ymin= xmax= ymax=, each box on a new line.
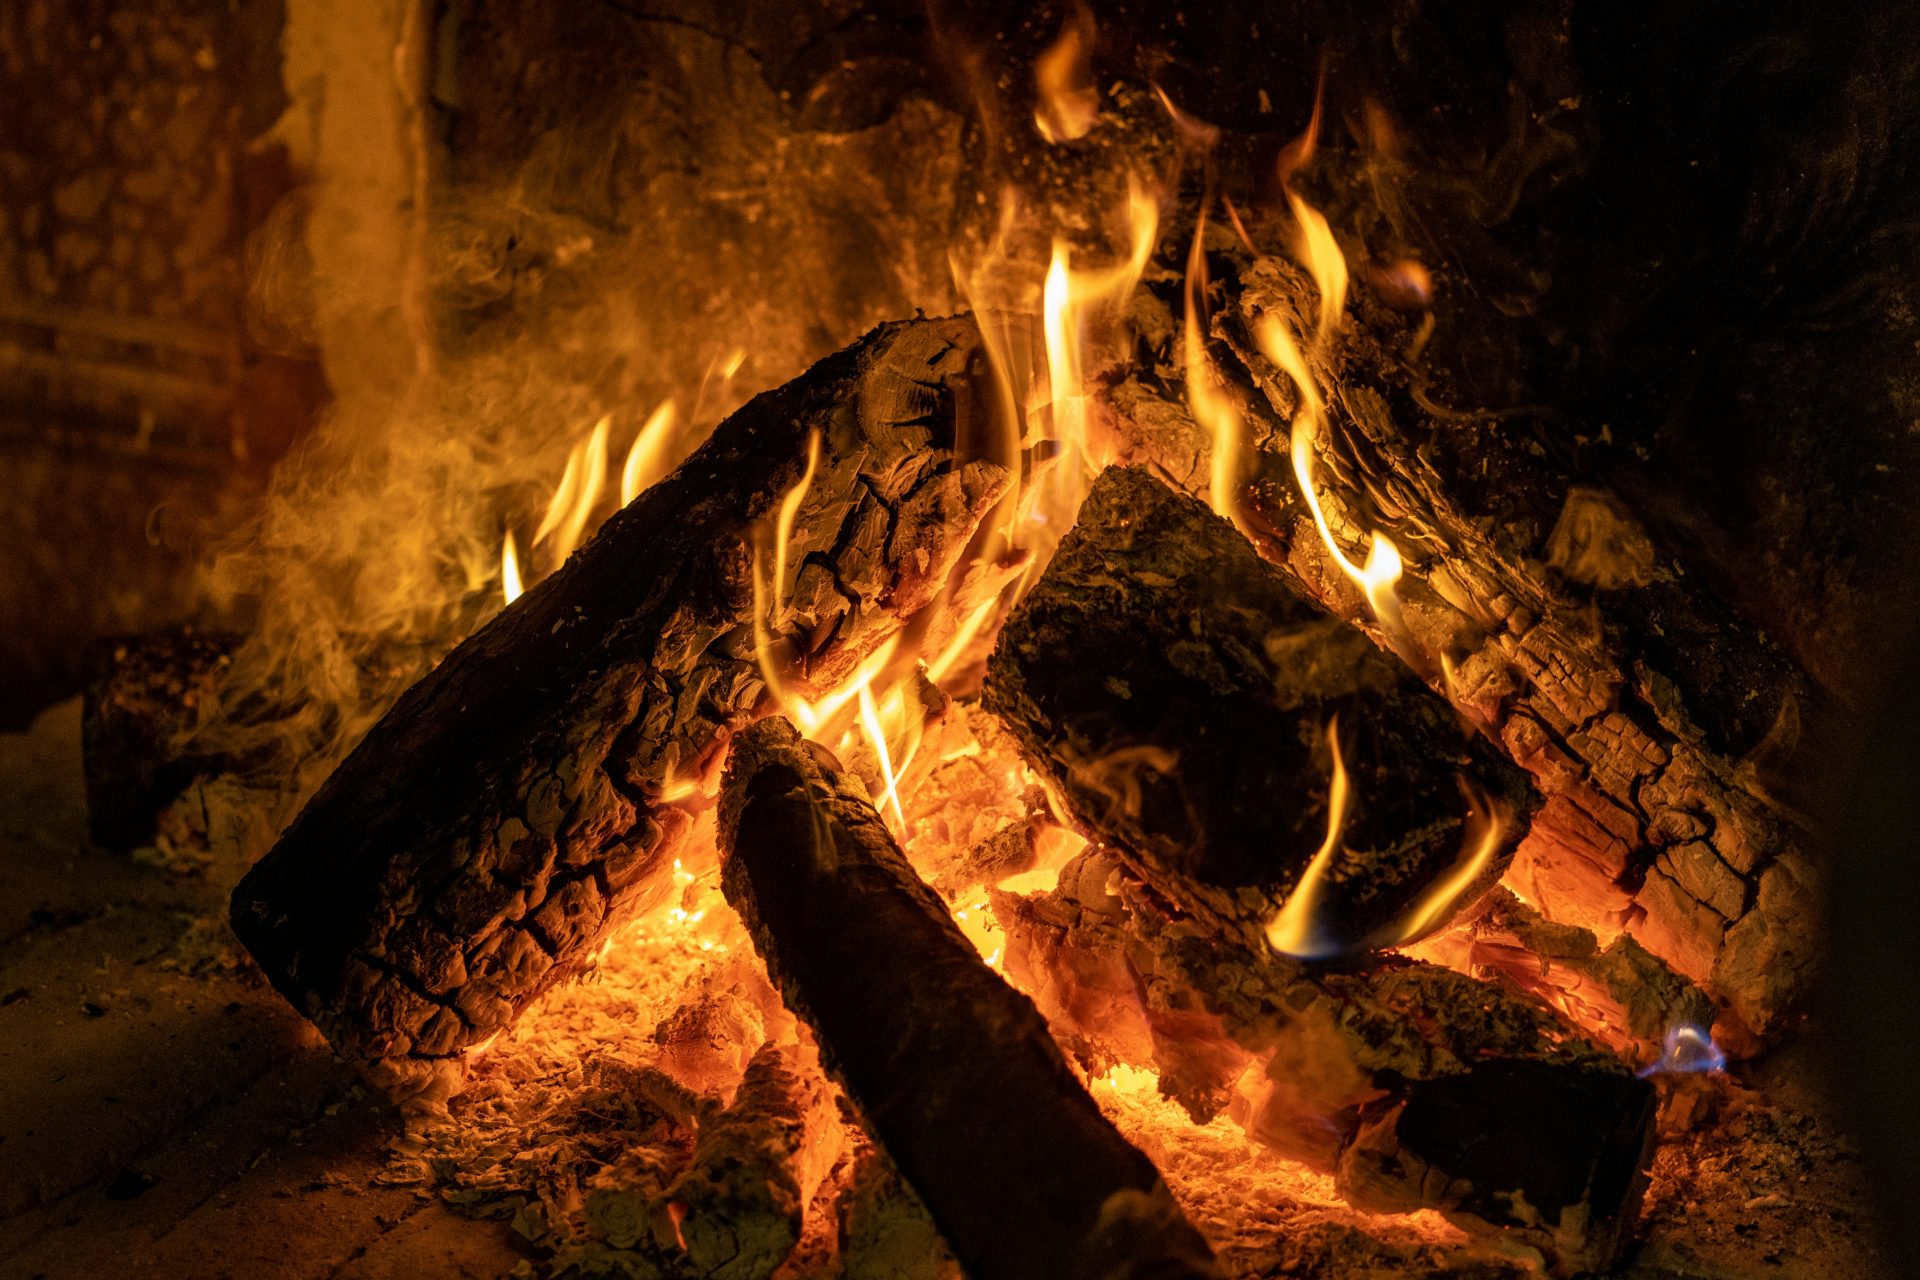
xmin=183 ymin=19 xmax=966 ymax=813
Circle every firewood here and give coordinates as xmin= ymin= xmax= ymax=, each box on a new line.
xmin=1109 ymin=251 xmax=1818 ymax=1041
xmin=229 ymin=318 xmax=1010 ymax=1100
xmin=81 ymin=628 xmax=239 ymax=852
xmin=995 ymin=848 xmax=1658 ymax=1276
xmin=668 ymin=1042 xmax=844 ymax=1280
xmin=717 ymin=716 xmax=1219 ymax=1280
xmin=986 ymin=464 xmax=1532 ymax=957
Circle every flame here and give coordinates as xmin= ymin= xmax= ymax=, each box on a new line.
xmin=500 ymin=528 xmax=523 ymax=606
xmin=1032 ymin=6 xmax=1099 ymax=143
xmin=772 ymin=428 xmax=821 ymax=602
xmin=1638 ymin=1024 xmax=1728 ymax=1077
xmin=1276 ymin=86 xmax=1347 ymax=344
xmin=1021 ymin=178 xmax=1158 ymax=591
xmin=857 ymin=682 xmax=907 ymax=830
xmin=1184 ymin=210 xmax=1249 ymax=534
xmin=620 ymin=401 xmax=680 ymax=506
xmin=1377 ymin=783 xmax=1505 ymax=946
xmin=1265 ymin=716 xmax=1353 ymax=959
xmin=1256 ymin=314 xmax=1409 ymax=648
xmin=534 ymin=414 xmax=611 ymax=568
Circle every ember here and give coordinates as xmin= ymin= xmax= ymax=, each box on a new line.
xmin=2 ymin=3 xmax=1911 ymax=1279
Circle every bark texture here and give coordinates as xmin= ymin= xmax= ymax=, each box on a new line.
xmin=1110 ymin=252 xmax=1817 ymax=1040
xmin=986 ymin=465 xmax=1532 ymax=956
xmin=230 ymin=317 xmax=1007 ymax=1099
xmin=996 ymin=848 xmax=1657 ymax=1276
xmin=718 ymin=716 xmax=1218 ymax=1280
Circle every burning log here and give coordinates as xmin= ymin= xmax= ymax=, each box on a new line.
xmin=717 ymin=716 xmax=1219 ymax=1280
xmin=986 ymin=464 xmax=1531 ymax=958
xmin=996 ymin=849 xmax=1659 ymax=1276
xmin=668 ymin=1042 xmax=844 ymax=1280
xmin=1113 ymin=251 xmax=1819 ymax=1041
xmin=230 ymin=318 xmax=1009 ymax=1099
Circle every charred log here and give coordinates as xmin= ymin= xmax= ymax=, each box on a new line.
xmin=1109 ymin=250 xmax=1819 ymax=1041
xmin=718 ymin=716 xmax=1218 ymax=1280
xmin=986 ymin=464 xmax=1531 ymax=956
xmin=995 ymin=849 xmax=1657 ymax=1276
xmin=229 ymin=318 xmax=1008 ymax=1099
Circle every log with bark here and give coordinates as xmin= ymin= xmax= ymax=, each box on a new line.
xmin=717 ymin=715 xmax=1219 ymax=1280
xmin=994 ymin=847 xmax=1658 ymax=1276
xmin=1104 ymin=248 xmax=1817 ymax=1043
xmin=985 ymin=464 xmax=1532 ymax=958
xmin=229 ymin=317 xmax=1010 ymax=1099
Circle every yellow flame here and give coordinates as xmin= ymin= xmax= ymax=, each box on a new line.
xmin=1266 ymin=716 xmax=1353 ymax=959
xmin=1184 ymin=210 xmax=1249 ymax=533
xmin=1256 ymin=315 xmax=1408 ymax=645
xmin=858 ymin=682 xmax=908 ymax=831
xmin=500 ymin=528 xmax=523 ymax=606
xmin=1033 ymin=7 xmax=1099 ymax=143
xmin=1277 ymin=87 xmax=1348 ymax=344
xmin=925 ymin=596 xmax=1003 ymax=687
xmin=620 ymin=401 xmax=679 ymax=506
xmin=1381 ymin=784 xmax=1506 ymax=945
xmin=773 ymin=428 xmax=822 ymax=605
xmin=534 ymin=414 xmax=611 ymax=568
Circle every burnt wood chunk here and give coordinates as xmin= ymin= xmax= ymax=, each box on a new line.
xmin=82 ymin=629 xmax=238 ymax=851
xmin=986 ymin=465 xmax=1532 ymax=954
xmin=718 ymin=716 xmax=1218 ymax=1280
xmin=995 ymin=850 xmax=1658 ymax=1276
xmin=229 ymin=318 xmax=1009 ymax=1100
xmin=1111 ymin=250 xmax=1817 ymax=1040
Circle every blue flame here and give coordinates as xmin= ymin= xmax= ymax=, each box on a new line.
xmin=1637 ymin=1024 xmax=1727 ymax=1078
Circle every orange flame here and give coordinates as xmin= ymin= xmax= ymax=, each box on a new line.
xmin=534 ymin=414 xmax=611 ymax=568
xmin=1184 ymin=210 xmax=1249 ymax=534
xmin=620 ymin=401 xmax=680 ymax=506
xmin=1033 ymin=6 xmax=1099 ymax=143
xmin=1379 ymin=783 xmax=1506 ymax=946
xmin=1265 ymin=716 xmax=1353 ymax=959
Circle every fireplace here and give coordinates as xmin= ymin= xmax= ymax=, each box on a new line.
xmin=2 ymin=1 xmax=1913 ymax=1277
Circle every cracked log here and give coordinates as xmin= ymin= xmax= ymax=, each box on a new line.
xmin=229 ymin=317 xmax=1009 ymax=1100
xmin=718 ymin=716 xmax=1218 ymax=1280
xmin=985 ymin=464 xmax=1532 ymax=958
xmin=995 ymin=847 xmax=1658 ymax=1277
xmin=1107 ymin=249 xmax=1814 ymax=1042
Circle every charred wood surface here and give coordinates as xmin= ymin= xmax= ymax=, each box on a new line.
xmin=230 ymin=318 xmax=1008 ymax=1099
xmin=995 ymin=850 xmax=1657 ymax=1276
xmin=1110 ymin=253 xmax=1818 ymax=1041
xmin=986 ymin=465 xmax=1531 ymax=955
xmin=718 ymin=716 xmax=1218 ymax=1280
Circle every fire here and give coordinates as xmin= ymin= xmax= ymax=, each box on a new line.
xmin=1184 ymin=210 xmax=1249 ymax=535
xmin=500 ymin=529 xmax=523 ymax=606
xmin=1020 ymin=179 xmax=1158 ymax=594
xmin=534 ymin=414 xmax=612 ymax=569
xmin=1256 ymin=307 xmax=1409 ymax=651
xmin=1032 ymin=6 xmax=1098 ymax=144
xmin=620 ymin=401 xmax=679 ymax=507
xmin=1377 ymin=783 xmax=1505 ymax=946
xmin=1265 ymin=716 xmax=1353 ymax=959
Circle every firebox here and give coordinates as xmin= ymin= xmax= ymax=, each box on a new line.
xmin=2 ymin=2 xmax=1914 ymax=1278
